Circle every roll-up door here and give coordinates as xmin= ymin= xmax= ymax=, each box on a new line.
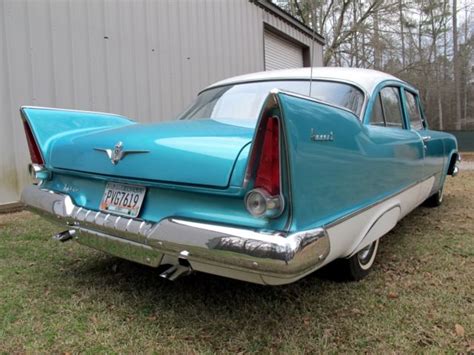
xmin=264 ymin=30 xmax=304 ymax=70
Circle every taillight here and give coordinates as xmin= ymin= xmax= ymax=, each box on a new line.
xmin=245 ymin=115 xmax=283 ymax=218
xmin=22 ymin=118 xmax=49 ymax=184
xmin=22 ymin=119 xmax=44 ymax=165
xmin=254 ymin=116 xmax=280 ymax=195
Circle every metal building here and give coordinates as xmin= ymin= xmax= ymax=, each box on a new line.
xmin=0 ymin=0 xmax=324 ymax=209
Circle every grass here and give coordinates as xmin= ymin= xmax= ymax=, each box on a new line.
xmin=0 ymin=174 xmax=473 ymax=353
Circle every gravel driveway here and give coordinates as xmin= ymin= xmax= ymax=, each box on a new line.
xmin=460 ymin=160 xmax=474 ymax=170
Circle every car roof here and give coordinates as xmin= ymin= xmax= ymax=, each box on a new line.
xmin=204 ymin=67 xmax=409 ymax=95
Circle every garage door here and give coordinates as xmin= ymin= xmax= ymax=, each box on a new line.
xmin=264 ymin=30 xmax=304 ymax=70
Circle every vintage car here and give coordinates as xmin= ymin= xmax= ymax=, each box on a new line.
xmin=21 ymin=67 xmax=460 ymax=285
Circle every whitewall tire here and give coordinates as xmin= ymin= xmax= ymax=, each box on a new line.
xmin=336 ymin=239 xmax=380 ymax=281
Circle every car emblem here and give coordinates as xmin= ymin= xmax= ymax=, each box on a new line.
xmin=310 ymin=128 xmax=334 ymax=142
xmin=94 ymin=141 xmax=149 ymax=165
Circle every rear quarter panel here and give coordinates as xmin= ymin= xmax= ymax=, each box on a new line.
xmin=276 ymin=93 xmax=424 ymax=232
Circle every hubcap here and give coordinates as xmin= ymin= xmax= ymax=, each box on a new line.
xmin=357 ymin=242 xmax=376 ymax=266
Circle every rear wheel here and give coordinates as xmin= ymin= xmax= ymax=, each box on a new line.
xmin=337 ymin=239 xmax=380 ymax=281
xmin=423 ymin=184 xmax=444 ymax=207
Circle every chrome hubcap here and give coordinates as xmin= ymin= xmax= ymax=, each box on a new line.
xmin=357 ymin=243 xmax=374 ymax=265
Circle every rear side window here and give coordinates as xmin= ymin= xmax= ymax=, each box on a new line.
xmin=380 ymin=87 xmax=404 ymax=128
xmin=405 ymin=91 xmax=424 ymax=130
xmin=370 ymin=94 xmax=385 ymax=126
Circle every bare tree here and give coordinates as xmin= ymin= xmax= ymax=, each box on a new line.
xmin=273 ymin=0 xmax=473 ymax=130
xmin=453 ymin=0 xmax=462 ymax=129
xmin=399 ymin=0 xmax=406 ymax=68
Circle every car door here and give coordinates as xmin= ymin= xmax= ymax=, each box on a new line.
xmin=402 ymin=89 xmax=445 ymax=187
xmin=365 ymin=86 xmax=425 ymax=197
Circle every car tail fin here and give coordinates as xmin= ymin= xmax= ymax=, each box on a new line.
xmin=20 ymin=106 xmax=134 ymax=164
xmin=244 ymin=94 xmax=285 ymax=219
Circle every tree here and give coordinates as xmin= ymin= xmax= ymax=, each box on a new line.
xmin=453 ymin=0 xmax=462 ymax=129
xmin=273 ymin=0 xmax=473 ymax=130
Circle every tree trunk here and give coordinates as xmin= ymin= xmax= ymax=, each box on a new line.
xmin=463 ymin=5 xmax=468 ymax=124
xmin=443 ymin=0 xmax=448 ymax=82
xmin=399 ymin=0 xmax=405 ymax=68
xmin=353 ymin=0 xmax=358 ymax=67
xmin=429 ymin=2 xmax=442 ymax=130
xmin=373 ymin=9 xmax=381 ymax=69
xmin=453 ymin=0 xmax=461 ymax=129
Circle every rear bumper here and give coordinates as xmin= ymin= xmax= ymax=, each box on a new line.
xmin=21 ymin=185 xmax=330 ymax=285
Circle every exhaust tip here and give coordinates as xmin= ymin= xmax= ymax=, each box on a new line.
xmin=53 ymin=230 xmax=76 ymax=242
xmin=159 ymin=264 xmax=192 ymax=281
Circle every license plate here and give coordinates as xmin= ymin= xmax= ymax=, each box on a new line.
xmin=99 ymin=182 xmax=146 ymax=218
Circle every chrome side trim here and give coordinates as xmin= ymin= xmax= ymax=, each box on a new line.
xmin=324 ymin=174 xmax=436 ymax=229
xmin=21 ymin=185 xmax=330 ymax=285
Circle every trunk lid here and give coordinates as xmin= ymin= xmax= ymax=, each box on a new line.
xmin=49 ymin=119 xmax=254 ymax=188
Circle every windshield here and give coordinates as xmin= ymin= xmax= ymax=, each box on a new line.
xmin=178 ymin=80 xmax=364 ymax=121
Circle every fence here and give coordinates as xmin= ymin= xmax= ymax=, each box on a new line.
xmin=446 ymin=131 xmax=474 ymax=152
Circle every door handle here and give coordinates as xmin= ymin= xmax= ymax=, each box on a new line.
xmin=422 ymin=135 xmax=431 ymax=150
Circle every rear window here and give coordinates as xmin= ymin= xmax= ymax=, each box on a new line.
xmin=178 ymin=80 xmax=364 ymax=121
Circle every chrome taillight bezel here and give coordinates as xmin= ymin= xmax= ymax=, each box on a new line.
xmin=244 ymin=188 xmax=284 ymax=218
xmin=28 ymin=163 xmax=51 ymax=185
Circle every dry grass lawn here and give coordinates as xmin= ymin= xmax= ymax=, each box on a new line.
xmin=0 ymin=173 xmax=473 ymax=353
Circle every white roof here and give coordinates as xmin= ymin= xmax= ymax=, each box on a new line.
xmin=205 ymin=67 xmax=408 ymax=95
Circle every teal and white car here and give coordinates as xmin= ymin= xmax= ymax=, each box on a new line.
xmin=21 ymin=67 xmax=460 ymax=285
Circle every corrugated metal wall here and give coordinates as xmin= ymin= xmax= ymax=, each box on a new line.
xmin=0 ymin=0 xmax=323 ymax=206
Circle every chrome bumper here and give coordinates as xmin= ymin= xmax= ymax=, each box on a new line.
xmin=21 ymin=185 xmax=330 ymax=285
